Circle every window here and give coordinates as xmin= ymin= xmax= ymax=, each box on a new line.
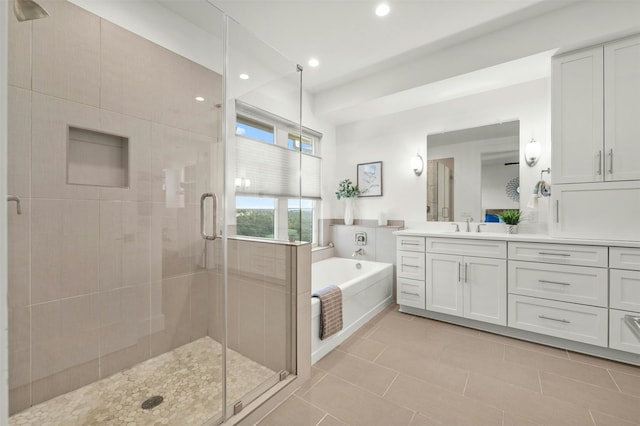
xmin=234 ymin=101 xmax=322 ymax=245
xmin=236 ymin=116 xmax=274 ymax=144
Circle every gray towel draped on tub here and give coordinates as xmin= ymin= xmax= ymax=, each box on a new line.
xmin=312 ymin=285 xmax=343 ymax=340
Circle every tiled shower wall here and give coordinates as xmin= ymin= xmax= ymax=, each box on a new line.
xmin=7 ymin=0 xmax=222 ymax=414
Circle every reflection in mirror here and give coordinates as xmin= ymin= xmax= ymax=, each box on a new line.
xmin=427 ymin=120 xmax=519 ymax=222
xmin=427 ymin=158 xmax=454 ymax=221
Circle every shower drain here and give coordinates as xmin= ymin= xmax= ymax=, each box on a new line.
xmin=141 ymin=395 xmax=164 ymax=410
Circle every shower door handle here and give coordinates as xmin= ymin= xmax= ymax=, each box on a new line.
xmin=200 ymin=193 xmax=217 ymax=240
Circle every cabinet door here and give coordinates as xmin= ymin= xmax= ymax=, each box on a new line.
xmin=551 ymin=181 xmax=640 ymax=241
xmin=552 ymin=47 xmax=604 ymax=184
xmin=463 ymin=257 xmax=506 ymax=326
xmin=605 ymin=35 xmax=640 ymax=181
xmin=426 ymin=253 xmax=463 ymax=317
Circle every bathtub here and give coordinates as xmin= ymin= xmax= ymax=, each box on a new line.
xmin=311 ymin=257 xmax=394 ymax=363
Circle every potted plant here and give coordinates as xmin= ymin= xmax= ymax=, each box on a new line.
xmin=335 ymin=179 xmax=359 ymax=225
xmin=498 ymin=209 xmax=521 ymax=234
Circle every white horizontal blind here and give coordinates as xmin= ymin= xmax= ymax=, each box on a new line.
xmin=236 ymin=137 xmax=321 ymax=199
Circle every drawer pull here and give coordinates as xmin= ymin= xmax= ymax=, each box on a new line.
xmin=401 ymin=291 xmax=420 ymax=297
xmin=401 ymin=264 xmax=420 ymax=268
xmin=538 ymin=315 xmax=571 ymax=324
xmin=538 ymin=252 xmax=571 ymax=257
xmin=401 ymin=241 xmax=420 ymax=246
xmin=623 ymin=315 xmax=640 ymax=341
xmin=538 ymin=279 xmax=571 ymax=286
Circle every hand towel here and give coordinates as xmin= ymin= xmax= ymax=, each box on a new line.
xmin=312 ymin=285 xmax=343 ymax=340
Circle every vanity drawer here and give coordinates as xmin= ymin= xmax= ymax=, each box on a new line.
xmin=610 ymin=269 xmax=640 ymax=311
xmin=397 ymin=277 xmax=426 ymax=310
xmin=508 ymin=295 xmax=608 ymax=347
xmin=610 ymin=247 xmax=640 ymax=271
xmin=508 ymin=261 xmax=608 ymax=307
xmin=397 ymin=250 xmax=425 ymax=280
xmin=426 ymin=238 xmax=506 ymax=259
xmin=397 ymin=236 xmax=425 ymax=252
xmin=508 ymin=242 xmax=608 ymax=267
xmin=609 ymin=309 xmax=640 ymax=355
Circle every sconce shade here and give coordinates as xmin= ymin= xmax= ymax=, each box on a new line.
xmin=524 ymin=138 xmax=541 ymax=167
xmin=411 ymin=154 xmax=424 ymax=176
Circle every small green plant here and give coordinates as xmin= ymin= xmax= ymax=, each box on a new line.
xmin=498 ymin=209 xmax=521 ymax=225
xmin=335 ymin=179 xmax=359 ymax=200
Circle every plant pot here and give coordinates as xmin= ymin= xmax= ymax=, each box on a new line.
xmin=344 ymin=198 xmax=354 ymax=225
xmin=506 ymin=224 xmax=518 ymax=234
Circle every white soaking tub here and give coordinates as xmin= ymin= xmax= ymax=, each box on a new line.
xmin=311 ymin=257 xmax=393 ymax=363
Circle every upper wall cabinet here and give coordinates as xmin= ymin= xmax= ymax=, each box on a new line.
xmin=552 ymin=46 xmax=603 ymax=184
xmin=552 ymin=35 xmax=640 ymax=184
xmin=604 ymin=35 xmax=640 ymax=182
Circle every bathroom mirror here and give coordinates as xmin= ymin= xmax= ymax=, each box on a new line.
xmin=427 ymin=120 xmax=520 ymax=222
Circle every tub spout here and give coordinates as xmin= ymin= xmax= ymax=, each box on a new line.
xmin=352 ymin=248 xmax=364 ymax=257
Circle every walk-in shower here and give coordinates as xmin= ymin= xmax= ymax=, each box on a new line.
xmin=4 ymin=0 xmax=305 ymax=424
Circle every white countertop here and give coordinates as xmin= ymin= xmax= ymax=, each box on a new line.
xmin=393 ymin=229 xmax=640 ymax=248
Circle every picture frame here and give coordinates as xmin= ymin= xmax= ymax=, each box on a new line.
xmin=357 ymin=161 xmax=383 ymax=197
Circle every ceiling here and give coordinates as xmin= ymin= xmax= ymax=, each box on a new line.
xmin=209 ymin=0 xmax=575 ymax=93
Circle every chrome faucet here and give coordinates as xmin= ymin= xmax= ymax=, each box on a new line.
xmin=452 ymin=223 xmax=460 ymax=232
xmin=7 ymin=195 xmax=21 ymax=215
xmin=476 ymin=223 xmax=487 ymax=233
xmin=352 ymin=248 xmax=364 ymax=257
xmin=465 ymin=217 xmax=473 ymax=232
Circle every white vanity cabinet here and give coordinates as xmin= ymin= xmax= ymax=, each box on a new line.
xmin=609 ymin=247 xmax=640 ymax=354
xmin=508 ymin=242 xmax=609 ymax=347
xmin=425 ymin=238 xmax=507 ymax=326
xmin=396 ymin=236 xmax=426 ymax=309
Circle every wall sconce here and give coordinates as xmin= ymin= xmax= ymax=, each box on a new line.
xmin=524 ymin=138 xmax=541 ymax=167
xmin=411 ymin=153 xmax=424 ymax=176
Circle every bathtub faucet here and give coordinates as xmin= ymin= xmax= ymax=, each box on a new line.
xmin=352 ymin=248 xmax=364 ymax=257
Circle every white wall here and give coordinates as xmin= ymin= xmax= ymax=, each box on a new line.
xmin=334 ymin=78 xmax=550 ymax=231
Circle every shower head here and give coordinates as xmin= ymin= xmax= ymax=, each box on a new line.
xmin=13 ymin=0 xmax=49 ymax=22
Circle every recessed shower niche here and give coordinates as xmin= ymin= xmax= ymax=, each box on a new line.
xmin=67 ymin=126 xmax=129 ymax=188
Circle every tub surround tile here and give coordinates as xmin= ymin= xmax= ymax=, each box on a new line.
xmin=32 ymin=0 xmax=101 ymax=106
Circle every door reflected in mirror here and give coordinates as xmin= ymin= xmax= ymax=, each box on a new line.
xmin=426 ymin=120 xmax=519 ymax=222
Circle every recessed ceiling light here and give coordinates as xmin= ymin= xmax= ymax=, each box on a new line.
xmin=195 ymin=96 xmax=205 ymax=102
xmin=308 ymin=58 xmax=320 ymax=67
xmin=239 ymin=73 xmax=250 ymax=80
xmin=375 ymin=3 xmax=390 ymax=17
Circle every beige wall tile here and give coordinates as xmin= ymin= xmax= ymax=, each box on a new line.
xmin=100 ymin=20 xmax=156 ymax=120
xmin=265 ymin=287 xmax=289 ymax=371
xmin=31 ymin=295 xmax=100 ymax=384
xmin=100 ymin=335 xmax=150 ymax=379
xmin=31 ymin=199 xmax=99 ymax=303
xmin=304 ymin=374 xmax=413 ymax=426
xmin=32 ymin=0 xmax=100 ymax=106
xmin=296 ymin=244 xmax=312 ymax=295
xmin=190 ymin=271 xmax=209 ymax=340
xmin=99 ymin=110 xmax=152 ymax=202
xmin=8 ymin=306 xmax=31 ymax=413
xmin=8 ymin=5 xmax=31 ymax=90
xmin=7 ymin=86 xmax=31 ymax=197
xmin=8 ymin=384 xmax=30 ymax=416
xmin=150 ymin=275 xmax=191 ymax=356
xmin=207 ymin=270 xmax=224 ymax=343
xmin=31 ymin=93 xmax=101 ymax=200
xmin=236 ymin=279 xmax=266 ymax=364
xmin=31 ymin=360 xmax=99 ymax=406
xmin=151 ymin=202 xmax=200 ymax=279
xmin=296 ymin=289 xmax=312 ymax=381
xmin=8 ymin=198 xmax=29 ymax=308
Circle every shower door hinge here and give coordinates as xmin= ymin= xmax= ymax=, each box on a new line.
xmin=233 ymin=401 xmax=243 ymax=415
xmin=279 ymin=370 xmax=289 ymax=381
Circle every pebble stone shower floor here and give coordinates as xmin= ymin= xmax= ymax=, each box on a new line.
xmin=9 ymin=337 xmax=275 ymax=425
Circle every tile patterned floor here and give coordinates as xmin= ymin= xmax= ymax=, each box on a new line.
xmin=257 ymin=306 xmax=640 ymax=426
xmin=10 ymin=337 xmax=275 ymax=426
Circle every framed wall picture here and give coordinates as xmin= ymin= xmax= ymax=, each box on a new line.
xmin=357 ymin=161 xmax=383 ymax=197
